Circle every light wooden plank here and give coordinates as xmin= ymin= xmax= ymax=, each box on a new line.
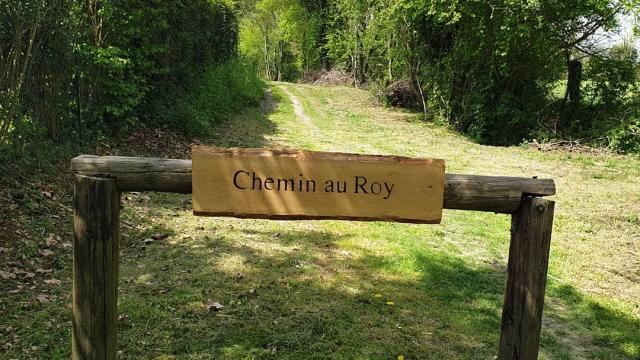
xmin=192 ymin=146 xmax=445 ymax=223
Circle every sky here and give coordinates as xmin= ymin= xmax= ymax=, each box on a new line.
xmin=597 ymin=13 xmax=639 ymax=51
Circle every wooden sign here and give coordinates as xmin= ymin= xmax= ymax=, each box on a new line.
xmin=192 ymin=146 xmax=445 ymax=223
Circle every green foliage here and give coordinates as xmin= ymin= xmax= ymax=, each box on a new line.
xmin=608 ymin=114 xmax=640 ymax=153
xmin=239 ymin=0 xmax=322 ymax=80
xmin=2 ymin=0 xmax=245 ymax=145
xmin=585 ymin=46 xmax=639 ymax=109
xmin=3 ymin=0 xmax=639 ymax=152
xmin=76 ymin=44 xmax=146 ymax=134
xmin=580 ymin=45 xmax=640 ymax=152
xmin=155 ymin=60 xmax=265 ymax=136
xmin=78 ymin=0 xmax=240 ymax=134
xmin=238 ymin=0 xmax=640 ymax=152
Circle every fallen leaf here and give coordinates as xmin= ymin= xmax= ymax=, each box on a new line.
xmin=143 ymin=238 xmax=154 ymax=245
xmin=0 ymin=271 xmax=15 ymax=280
xmin=39 ymin=249 xmax=54 ymax=257
xmin=36 ymin=294 xmax=50 ymax=303
xmin=24 ymin=272 xmax=36 ymax=278
xmin=42 ymin=191 xmax=53 ymax=199
xmin=204 ymin=299 xmax=225 ymax=311
xmin=374 ymin=293 xmax=382 ymax=298
xmin=398 ymin=356 xmax=405 ymax=360
xmin=45 ymin=234 xmax=60 ymax=247
xmin=151 ymin=233 xmax=169 ymax=240
xmin=386 ymin=301 xmax=394 ymax=306
xmin=44 ymin=279 xmax=62 ymax=286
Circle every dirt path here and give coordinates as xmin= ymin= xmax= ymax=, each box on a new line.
xmin=278 ymin=83 xmax=321 ymax=137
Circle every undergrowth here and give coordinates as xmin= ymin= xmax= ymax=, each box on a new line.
xmin=154 ymin=60 xmax=265 ymax=137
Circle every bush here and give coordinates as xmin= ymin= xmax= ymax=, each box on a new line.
xmin=606 ymin=110 xmax=640 ymax=153
xmin=468 ymin=88 xmax=547 ymax=146
xmin=1 ymin=0 xmax=243 ymax=145
xmin=155 ymin=60 xmax=265 ymax=136
xmin=580 ymin=45 xmax=640 ymax=153
xmin=91 ymin=0 xmax=239 ymax=133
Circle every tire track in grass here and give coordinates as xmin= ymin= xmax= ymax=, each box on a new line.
xmin=277 ymin=83 xmax=321 ymax=139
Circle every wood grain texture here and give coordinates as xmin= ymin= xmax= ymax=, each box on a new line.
xmin=71 ymin=155 xmax=192 ymax=193
xmin=498 ymin=196 xmax=555 ymax=360
xmin=443 ymin=174 xmax=556 ymax=213
xmin=72 ymin=175 xmax=120 ymax=360
xmin=192 ymin=146 xmax=445 ymax=223
xmin=71 ymin=154 xmax=555 ymax=213
xmin=194 ymin=146 xmax=442 ymax=163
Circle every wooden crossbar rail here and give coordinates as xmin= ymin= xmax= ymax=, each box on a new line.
xmin=71 ymin=155 xmax=555 ymax=214
xmin=70 ymin=155 xmax=556 ymax=360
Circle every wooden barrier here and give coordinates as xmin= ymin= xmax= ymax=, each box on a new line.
xmin=72 ymin=176 xmax=119 ymax=360
xmin=71 ymin=155 xmax=556 ymax=359
xmin=71 ymin=155 xmax=555 ymax=213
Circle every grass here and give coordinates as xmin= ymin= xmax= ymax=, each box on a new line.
xmin=1 ymin=81 xmax=639 ymax=359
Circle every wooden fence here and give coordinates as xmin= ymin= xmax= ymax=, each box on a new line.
xmin=70 ymin=155 xmax=556 ymax=360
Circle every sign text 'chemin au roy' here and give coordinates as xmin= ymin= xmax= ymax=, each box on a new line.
xmin=192 ymin=146 xmax=445 ymax=223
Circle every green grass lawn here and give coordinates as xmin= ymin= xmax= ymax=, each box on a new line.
xmin=1 ymin=82 xmax=639 ymax=359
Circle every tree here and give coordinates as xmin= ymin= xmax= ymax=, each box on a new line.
xmin=0 ymin=0 xmax=46 ymax=142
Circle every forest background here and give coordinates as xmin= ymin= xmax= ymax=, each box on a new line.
xmin=1 ymin=0 xmax=639 ymax=155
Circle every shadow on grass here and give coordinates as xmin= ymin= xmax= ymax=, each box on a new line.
xmin=109 ymin=87 xmax=638 ymax=359
xmin=541 ymin=282 xmax=640 ymax=359
xmin=206 ymin=88 xmax=284 ymax=149
xmin=112 ymin=205 xmax=640 ymax=359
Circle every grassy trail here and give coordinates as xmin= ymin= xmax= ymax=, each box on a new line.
xmin=211 ymin=82 xmax=640 ymax=359
xmin=2 ymin=82 xmax=639 ymax=359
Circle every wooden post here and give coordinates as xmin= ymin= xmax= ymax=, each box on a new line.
xmin=498 ymin=196 xmax=555 ymax=360
xmin=72 ymin=175 xmax=120 ymax=360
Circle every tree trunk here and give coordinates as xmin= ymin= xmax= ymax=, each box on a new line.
xmin=353 ymin=24 xmax=359 ymax=88
xmin=568 ymin=59 xmax=582 ymax=106
xmin=0 ymin=18 xmax=39 ymax=142
xmin=386 ymin=34 xmax=394 ymax=85
xmin=414 ymin=63 xmax=427 ymax=116
xmin=559 ymin=55 xmax=582 ymax=130
xmin=263 ymin=34 xmax=270 ymax=79
xmin=277 ymin=40 xmax=284 ymax=81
